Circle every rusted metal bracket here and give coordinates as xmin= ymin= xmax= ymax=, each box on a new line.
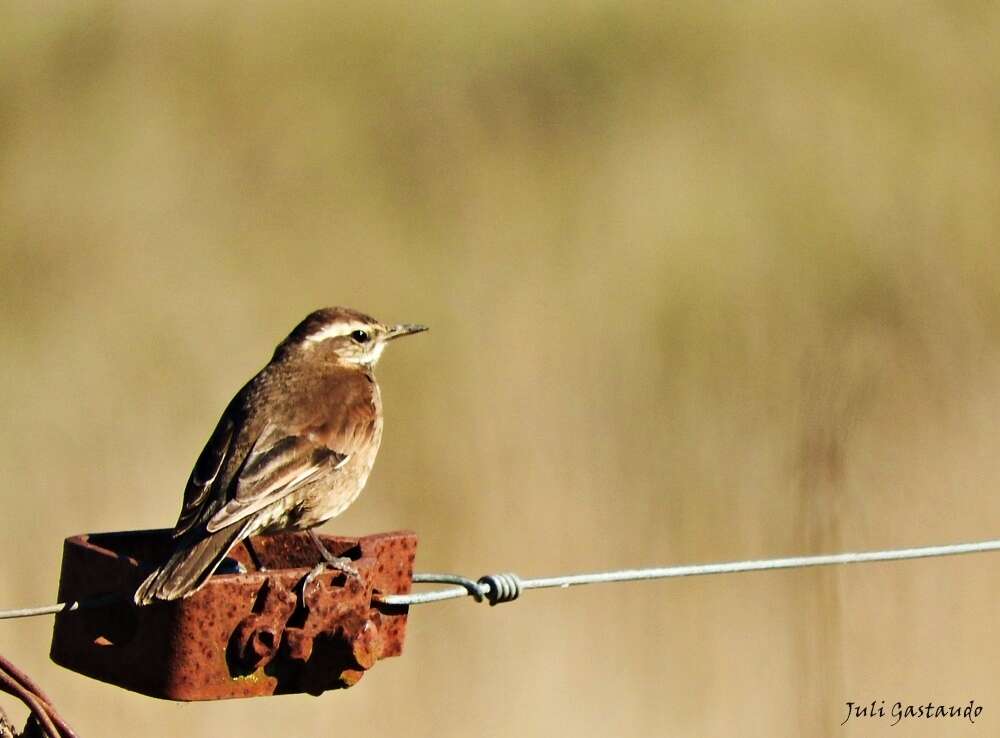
xmin=49 ymin=530 xmax=416 ymax=701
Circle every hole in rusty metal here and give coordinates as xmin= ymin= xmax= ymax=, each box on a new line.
xmin=85 ymin=604 xmax=138 ymax=648
xmin=249 ymin=580 xmax=272 ymax=614
xmin=256 ymin=630 xmax=275 ymax=650
xmin=336 ymin=544 xmax=362 ymax=561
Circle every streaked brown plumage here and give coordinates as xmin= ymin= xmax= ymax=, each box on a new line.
xmin=134 ymin=307 xmax=426 ymax=605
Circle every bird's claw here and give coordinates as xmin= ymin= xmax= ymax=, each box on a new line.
xmin=330 ymin=556 xmax=360 ymax=578
xmin=298 ymin=557 xmax=360 ymax=608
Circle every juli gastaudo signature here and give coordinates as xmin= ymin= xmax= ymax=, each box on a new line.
xmin=841 ymin=700 xmax=983 ymax=727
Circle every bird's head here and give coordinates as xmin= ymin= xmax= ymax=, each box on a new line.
xmin=276 ymin=307 xmax=427 ymax=368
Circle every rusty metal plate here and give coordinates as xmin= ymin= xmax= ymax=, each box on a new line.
xmin=49 ymin=530 xmax=416 ymax=701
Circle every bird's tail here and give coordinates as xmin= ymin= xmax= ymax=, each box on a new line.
xmin=133 ymin=523 xmax=249 ymax=606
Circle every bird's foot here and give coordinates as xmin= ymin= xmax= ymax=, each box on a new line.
xmin=298 ymin=557 xmax=359 ymax=608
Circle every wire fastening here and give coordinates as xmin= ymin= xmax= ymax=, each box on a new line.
xmin=478 ymin=573 xmax=522 ymax=606
xmin=376 ymin=537 xmax=1000 ymax=607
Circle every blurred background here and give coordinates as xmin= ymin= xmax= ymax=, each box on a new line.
xmin=3 ymin=1 xmax=1000 ymax=736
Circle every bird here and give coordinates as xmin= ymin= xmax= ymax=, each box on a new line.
xmin=133 ymin=306 xmax=427 ymax=605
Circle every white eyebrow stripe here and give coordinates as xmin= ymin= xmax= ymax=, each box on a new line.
xmin=304 ymin=321 xmax=370 ymax=343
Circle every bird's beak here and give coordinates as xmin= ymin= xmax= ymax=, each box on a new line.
xmin=384 ymin=323 xmax=429 ymax=341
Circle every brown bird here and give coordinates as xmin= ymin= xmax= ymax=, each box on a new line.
xmin=134 ymin=307 xmax=426 ymax=605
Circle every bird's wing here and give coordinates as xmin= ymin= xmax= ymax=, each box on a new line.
xmin=204 ymin=423 xmax=352 ymax=533
xmin=173 ymin=414 xmax=238 ymax=538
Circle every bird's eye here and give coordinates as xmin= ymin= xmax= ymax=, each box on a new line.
xmin=350 ymin=329 xmax=371 ymax=344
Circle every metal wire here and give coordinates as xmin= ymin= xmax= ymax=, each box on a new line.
xmin=2 ymin=537 xmax=1000 ymax=617
xmin=0 ymin=594 xmax=119 ymax=622
xmin=0 ymin=536 xmax=979 ymax=738
xmin=377 ymin=537 xmax=1000 ymax=606
xmin=0 ymin=653 xmax=78 ymax=738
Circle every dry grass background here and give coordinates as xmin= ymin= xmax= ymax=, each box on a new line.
xmin=3 ymin=1 xmax=1000 ymax=736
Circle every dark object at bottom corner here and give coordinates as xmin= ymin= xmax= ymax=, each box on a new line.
xmin=49 ymin=529 xmax=416 ymax=701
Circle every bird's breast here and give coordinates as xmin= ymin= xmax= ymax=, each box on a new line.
xmin=256 ymin=405 xmax=383 ymax=534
